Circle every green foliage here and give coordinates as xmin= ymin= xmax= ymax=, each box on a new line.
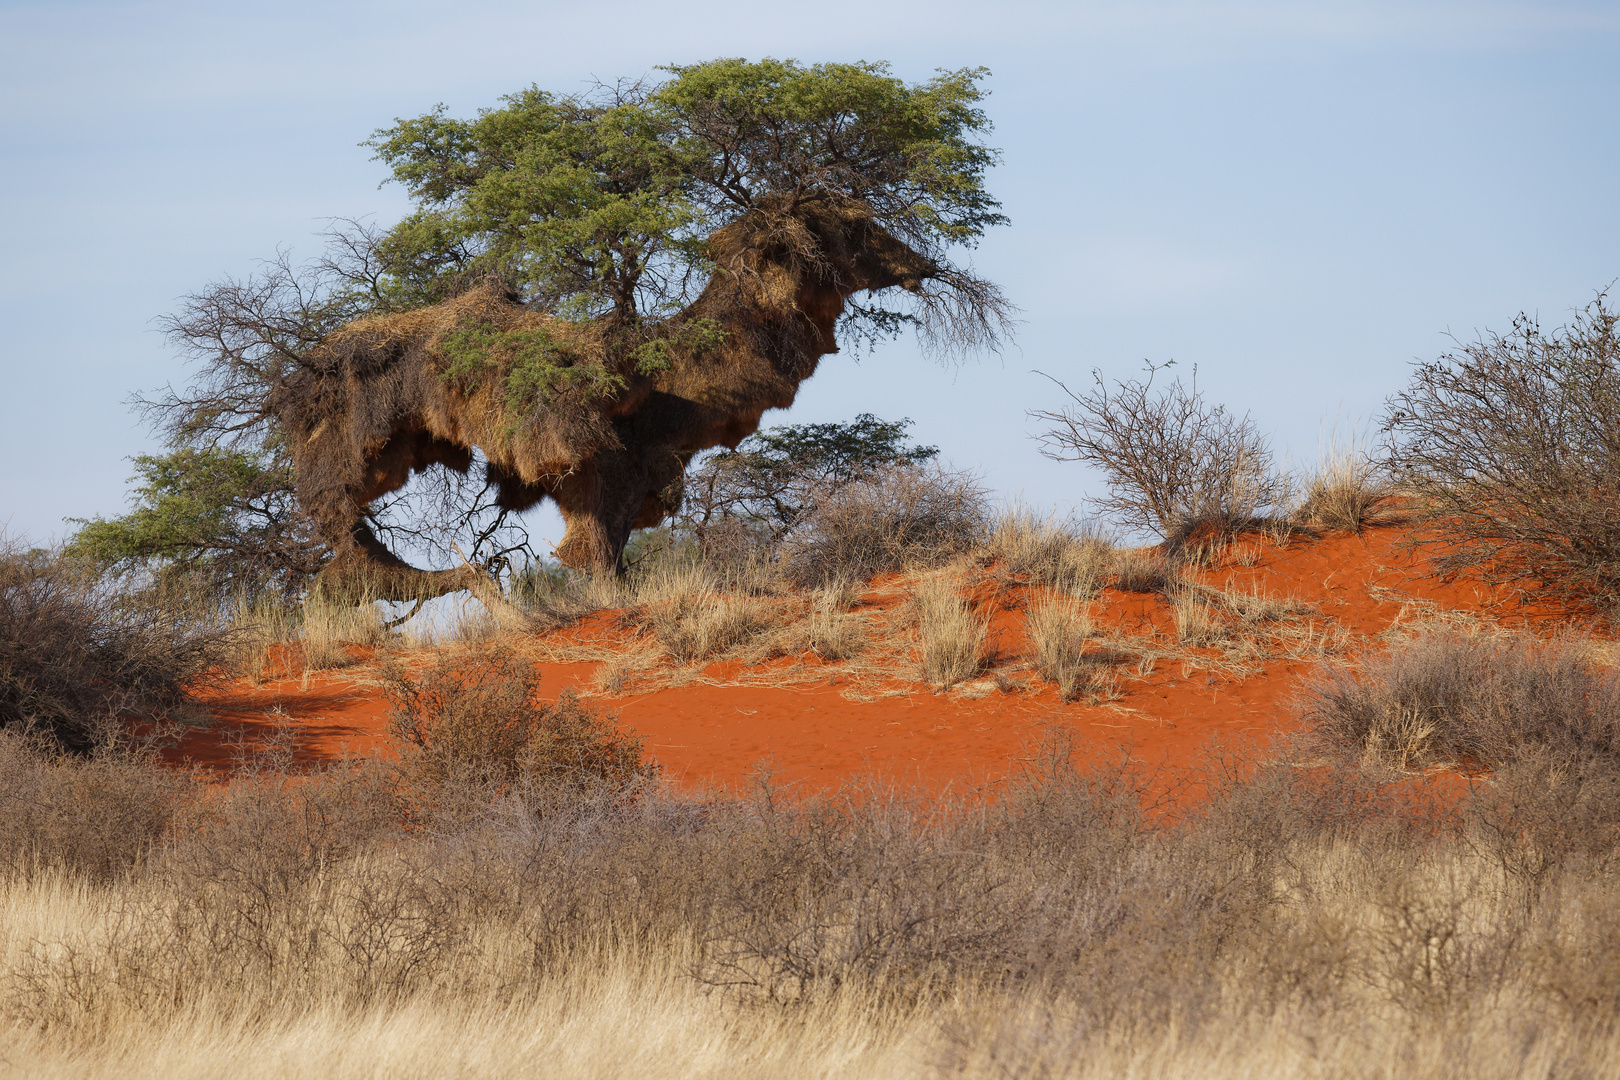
xmin=679 ymin=413 xmax=940 ymax=541
xmin=438 ymin=319 xmax=623 ymax=414
xmin=67 ymin=448 xmax=322 ymax=601
xmin=368 ymin=59 xmax=1002 ymax=324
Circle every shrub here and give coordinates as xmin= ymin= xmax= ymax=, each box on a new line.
xmin=677 ymin=414 xmax=938 ymax=545
xmin=1384 ymin=295 xmax=1620 ymax=606
xmin=0 ymin=543 xmax=227 ymax=753
xmin=0 ymin=731 xmax=193 ymax=882
xmin=1299 ymin=631 xmax=1620 ymax=770
xmin=1030 ymin=364 xmax=1289 ymax=546
xmin=779 ymin=464 xmax=989 ymax=586
xmin=381 ymin=645 xmax=651 ymax=797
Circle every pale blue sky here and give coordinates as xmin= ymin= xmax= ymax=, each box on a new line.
xmin=3 ymin=0 xmax=1617 ymax=550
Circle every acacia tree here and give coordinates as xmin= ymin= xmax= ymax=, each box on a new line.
xmin=676 ymin=414 xmax=939 ymax=554
xmin=84 ymin=59 xmax=1008 ymax=598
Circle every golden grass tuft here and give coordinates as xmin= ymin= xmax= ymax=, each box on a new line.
xmin=1024 ymin=593 xmax=1100 ymax=701
xmin=1170 ymin=587 xmax=1227 ymax=647
xmin=911 ymin=575 xmax=989 ymax=691
xmin=983 ymin=509 xmax=1114 ymax=594
xmin=1110 ymin=547 xmax=1174 ymax=592
xmin=1296 ymin=439 xmax=1390 ymax=532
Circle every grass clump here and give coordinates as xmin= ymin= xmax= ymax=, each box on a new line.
xmin=1295 ymin=440 xmax=1391 ymax=533
xmin=983 ymin=508 xmax=1113 ymax=593
xmin=911 ymin=575 xmax=989 ymax=691
xmin=1024 ymin=594 xmax=1105 ymax=701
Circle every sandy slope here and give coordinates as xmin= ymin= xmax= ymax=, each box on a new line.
xmin=171 ymin=523 xmax=1596 ymax=792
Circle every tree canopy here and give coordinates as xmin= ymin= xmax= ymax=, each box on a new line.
xmin=368 ymin=59 xmax=1004 ymax=330
xmin=86 ymin=59 xmax=1007 ymax=600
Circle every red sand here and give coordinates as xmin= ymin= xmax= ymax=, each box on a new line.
xmin=172 ymin=525 xmax=1599 ymax=793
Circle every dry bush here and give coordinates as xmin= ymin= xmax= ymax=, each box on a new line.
xmin=0 ymin=543 xmax=228 ymax=753
xmin=1024 ymin=594 xmax=1102 ymax=701
xmin=381 ymin=644 xmax=650 ymax=797
xmin=1030 ymin=366 xmax=1290 ymax=546
xmin=0 ymin=731 xmax=193 ymax=883
xmin=911 ymin=576 xmax=988 ymax=690
xmin=982 ymin=509 xmax=1114 ymax=593
xmin=13 ymin=721 xmax=1620 ymax=1074
xmin=779 ymin=464 xmax=989 ymax=587
xmin=1385 ymin=295 xmax=1620 ymax=606
xmin=1300 ymin=631 xmax=1620 ymax=771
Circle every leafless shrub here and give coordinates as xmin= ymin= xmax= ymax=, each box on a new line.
xmin=380 ymin=645 xmax=650 ymax=799
xmin=911 ymin=575 xmax=988 ymax=690
xmin=1031 ymin=365 xmax=1290 ymax=547
xmin=0 ymin=542 xmax=229 ymax=753
xmin=779 ymin=464 xmax=990 ymax=587
xmin=1385 ymin=295 xmax=1620 ymax=606
xmin=1300 ymin=631 xmax=1620 ymax=771
xmin=0 ymin=731 xmax=193 ymax=883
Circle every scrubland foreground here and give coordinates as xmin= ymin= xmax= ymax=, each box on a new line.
xmin=7 ymin=619 xmax=1620 ymax=1078
xmin=14 ymin=296 xmax=1620 ymax=1076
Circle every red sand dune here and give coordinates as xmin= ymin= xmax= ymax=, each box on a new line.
xmin=173 ymin=524 xmax=1597 ymax=794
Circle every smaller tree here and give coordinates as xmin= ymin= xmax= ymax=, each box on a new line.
xmin=1030 ymin=363 xmax=1286 ymax=545
xmin=1384 ymin=294 xmax=1620 ymax=607
xmin=66 ymin=448 xmax=324 ymax=603
xmin=672 ymin=414 xmax=939 ymax=559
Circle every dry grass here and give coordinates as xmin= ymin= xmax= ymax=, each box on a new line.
xmin=1171 ymin=587 xmax=1228 ymax=647
xmin=639 ymin=563 xmax=776 ymax=665
xmin=1024 ymin=593 xmax=1104 ymax=701
xmin=982 ymin=509 xmax=1114 ymax=594
xmin=7 ymin=718 xmax=1620 ymax=1077
xmin=1110 ymin=547 xmax=1174 ymax=592
xmin=298 ymin=589 xmax=390 ymax=670
xmin=780 ymin=582 xmax=869 ymax=661
xmin=1296 ymin=438 xmax=1391 ymax=532
xmin=911 ymin=575 xmax=989 ymax=691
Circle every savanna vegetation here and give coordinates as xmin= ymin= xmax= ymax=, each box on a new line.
xmin=11 ymin=54 xmax=1620 ymax=1080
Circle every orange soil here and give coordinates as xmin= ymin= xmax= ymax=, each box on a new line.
xmin=172 ymin=525 xmax=1602 ymax=795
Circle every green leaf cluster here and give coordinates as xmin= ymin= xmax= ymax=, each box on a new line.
xmin=367 ymin=59 xmax=1004 ymax=398
xmin=67 ymin=448 xmax=321 ymax=600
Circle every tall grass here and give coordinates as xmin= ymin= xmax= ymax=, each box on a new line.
xmin=6 ymin=719 xmax=1620 ymax=1077
xmin=911 ymin=575 xmax=988 ymax=690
